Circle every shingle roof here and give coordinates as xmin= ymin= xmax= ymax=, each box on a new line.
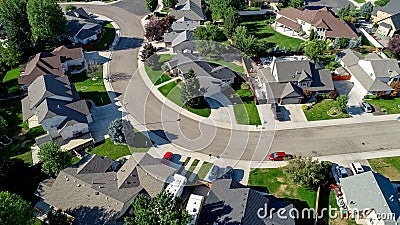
xmin=171 ymin=19 xmax=200 ymax=31
xmin=66 ymin=7 xmax=92 ymax=20
xmin=170 ymin=0 xmax=204 ymax=21
xmin=373 ymin=0 xmax=400 ymax=16
xmin=278 ymin=7 xmax=358 ymax=39
xmin=276 ymin=16 xmax=302 ymax=31
xmin=273 ymin=60 xmax=314 ymax=83
xmin=65 ymin=16 xmax=101 ymax=41
xmin=340 ymin=171 xmax=400 ymax=225
xmin=171 ymin=30 xmax=194 ymax=47
xmin=199 ymin=179 xmax=295 ymax=225
xmin=346 ymin=64 xmax=393 ymax=92
xmin=338 ymin=49 xmax=364 ymax=67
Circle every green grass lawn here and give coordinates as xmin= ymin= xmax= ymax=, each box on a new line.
xmin=367 ymin=98 xmax=400 ymax=114
xmin=93 ymin=23 xmax=115 ymax=51
xmin=3 ymin=66 xmax=21 ymax=94
xmin=303 ymin=100 xmax=350 ymax=121
xmin=197 ymin=161 xmax=213 ymax=180
xmin=368 ymin=156 xmax=400 ymax=181
xmin=158 ymin=81 xmax=211 ymax=117
xmin=241 ymin=16 xmax=304 ymax=49
xmin=233 ymin=88 xmax=261 ymax=125
xmin=145 ymin=54 xmax=174 ymax=85
xmin=188 ymin=159 xmax=200 ymax=173
xmin=354 ymin=0 xmax=365 ymax=3
xmin=88 ymin=138 xmax=130 ymax=160
xmin=249 ymin=168 xmax=317 ymax=209
xmin=207 ymin=59 xmax=245 ymax=75
xmin=71 ymin=65 xmax=111 ymax=106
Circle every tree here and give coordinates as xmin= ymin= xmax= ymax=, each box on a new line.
xmin=45 ymin=209 xmax=72 ymax=225
xmin=38 ymin=142 xmax=72 ymax=177
xmin=290 ymin=0 xmax=304 ymax=8
xmin=233 ymin=26 xmax=260 ymax=57
xmin=308 ymin=29 xmax=314 ymax=41
xmin=328 ymin=89 xmax=339 ymax=99
xmin=223 ymin=7 xmax=240 ymax=39
xmin=0 ymin=116 xmax=7 ymax=135
xmin=360 ymin=2 xmax=373 ymax=17
xmin=388 ymin=34 xmax=400 ymax=59
xmin=108 ymin=118 xmax=127 ymax=144
xmin=146 ymin=0 xmax=158 ymax=12
xmin=27 ymin=0 xmax=66 ymax=47
xmin=338 ymin=4 xmax=351 ymax=19
xmin=194 ymin=24 xmax=226 ymax=42
xmin=390 ymin=81 xmax=400 ymax=95
xmin=145 ymin=18 xmax=165 ymax=41
xmin=283 ymin=156 xmax=330 ymax=190
xmin=303 ymin=89 xmax=312 ymax=100
xmin=65 ymin=4 xmax=76 ymax=13
xmin=0 ymin=191 xmax=33 ymax=225
xmin=140 ymin=43 xmax=160 ymax=66
xmin=162 ymin=0 xmax=177 ymax=8
xmin=209 ymin=0 xmax=241 ymax=20
xmin=334 ymin=37 xmax=348 ymax=49
xmin=375 ymin=0 xmax=390 ymax=7
xmin=125 ymin=191 xmax=191 ymax=225
xmin=303 ymin=40 xmax=327 ymax=62
xmin=0 ymin=0 xmax=33 ymax=61
xmin=336 ymin=94 xmax=348 ymax=112
xmin=181 ymin=69 xmax=202 ymax=107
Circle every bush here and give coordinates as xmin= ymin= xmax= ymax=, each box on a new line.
xmin=328 ymin=89 xmax=339 ymax=99
xmin=302 ymin=105 xmax=310 ymax=110
xmin=381 ymin=108 xmax=387 ymax=113
xmin=241 ymin=82 xmax=250 ymax=90
xmin=364 ymin=94 xmax=377 ymax=99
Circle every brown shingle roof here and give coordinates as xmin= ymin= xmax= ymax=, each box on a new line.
xmin=276 ymin=17 xmax=302 ymax=31
xmin=278 ymin=7 xmax=358 ymax=39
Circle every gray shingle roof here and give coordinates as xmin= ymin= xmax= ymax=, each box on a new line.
xmin=65 ymin=15 xmax=101 ymax=41
xmin=340 ymin=171 xmax=400 ymax=225
xmin=346 ymin=64 xmax=393 ymax=92
xmin=373 ymin=0 xmax=400 ymax=16
xmin=338 ymin=49 xmax=364 ymax=67
xmin=66 ymin=7 xmax=92 ymax=20
xmin=170 ymin=0 xmax=204 ymax=21
xmin=171 ymin=30 xmax=194 ymax=47
xmin=171 ymin=18 xmax=200 ymax=31
xmin=273 ymin=60 xmax=314 ymax=83
xmin=199 ymin=179 xmax=295 ymax=225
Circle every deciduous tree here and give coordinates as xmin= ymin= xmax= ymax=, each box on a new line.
xmin=140 ymin=43 xmax=160 ymax=66
xmin=223 ymin=7 xmax=240 ymax=39
xmin=0 ymin=191 xmax=33 ymax=225
xmin=233 ymin=26 xmax=260 ymax=57
xmin=181 ymin=69 xmax=202 ymax=107
xmin=303 ymin=39 xmax=327 ymax=62
xmin=388 ymin=34 xmax=400 ymax=59
xmin=290 ymin=0 xmax=304 ymax=8
xmin=145 ymin=18 xmax=165 ymax=41
xmin=125 ymin=191 xmax=191 ymax=225
xmin=375 ymin=0 xmax=390 ymax=7
xmin=146 ymin=0 xmax=158 ymax=12
xmin=38 ymin=142 xmax=72 ymax=177
xmin=162 ymin=0 xmax=177 ymax=8
xmin=360 ymin=2 xmax=373 ymax=17
xmin=209 ymin=0 xmax=241 ymax=20
xmin=27 ymin=0 xmax=66 ymax=47
xmin=336 ymin=94 xmax=348 ymax=112
xmin=45 ymin=209 xmax=72 ymax=225
xmin=108 ymin=118 xmax=126 ymax=144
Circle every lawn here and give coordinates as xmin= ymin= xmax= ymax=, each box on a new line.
xmin=368 ymin=156 xmax=400 ymax=181
xmin=88 ymin=138 xmax=130 ymax=160
xmin=249 ymin=168 xmax=317 ymax=209
xmin=71 ymin=65 xmax=111 ymax=106
xmin=93 ymin=22 xmax=115 ymax=51
xmin=158 ymin=81 xmax=211 ymax=117
xmin=303 ymin=100 xmax=350 ymax=121
xmin=367 ymin=98 xmax=400 ymax=114
xmin=145 ymin=54 xmax=174 ymax=85
xmin=207 ymin=59 xmax=245 ymax=75
xmin=354 ymin=0 xmax=365 ymax=3
xmin=225 ymin=84 xmax=261 ymax=125
xmin=3 ymin=66 xmax=21 ymax=94
xmin=188 ymin=159 xmax=200 ymax=173
xmin=197 ymin=161 xmax=213 ymax=180
xmin=241 ymin=16 xmax=304 ymax=49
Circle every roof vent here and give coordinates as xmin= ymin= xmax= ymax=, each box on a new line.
xmin=77 ymin=184 xmax=81 ymax=187
xmin=95 ymin=192 xmax=99 ymax=195
xmin=388 ymin=70 xmax=393 ymax=73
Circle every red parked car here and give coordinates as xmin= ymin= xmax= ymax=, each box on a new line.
xmin=269 ymin=152 xmax=287 ymax=161
xmin=161 ymin=152 xmax=173 ymax=164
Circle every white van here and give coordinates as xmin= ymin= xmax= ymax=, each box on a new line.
xmin=350 ymin=162 xmax=364 ymax=174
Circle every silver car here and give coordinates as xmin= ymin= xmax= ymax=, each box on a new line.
xmin=208 ymin=165 xmax=220 ymax=182
xmin=360 ymin=102 xmax=373 ymax=113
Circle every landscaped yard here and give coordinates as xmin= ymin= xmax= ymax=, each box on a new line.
xmin=207 ymin=59 xmax=245 ymax=75
xmin=233 ymin=88 xmax=261 ymax=125
xmin=197 ymin=161 xmax=213 ymax=180
xmin=88 ymin=138 xmax=130 ymax=160
xmin=158 ymin=81 xmax=211 ymax=117
xmin=241 ymin=16 xmax=304 ymax=49
xmin=303 ymin=100 xmax=350 ymax=121
xmin=327 ymin=191 xmax=357 ymax=225
xmin=70 ymin=65 xmax=111 ymax=106
xmin=145 ymin=54 xmax=174 ymax=85
xmin=3 ymin=66 xmax=21 ymax=94
xmin=367 ymin=98 xmax=400 ymax=114
xmin=93 ymin=22 xmax=115 ymax=51
xmin=188 ymin=159 xmax=200 ymax=173
xmin=368 ymin=156 xmax=400 ymax=181
xmin=249 ymin=168 xmax=317 ymax=209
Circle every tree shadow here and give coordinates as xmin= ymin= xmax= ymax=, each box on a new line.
xmin=67 ymin=206 xmax=121 ymax=225
xmin=198 ymin=201 xmax=236 ymax=225
xmin=109 ymin=72 xmax=132 ymax=82
xmin=147 ymin=129 xmax=178 ymax=146
xmin=113 ymin=37 xmax=144 ymax=51
xmin=279 ymin=198 xmax=314 ymax=225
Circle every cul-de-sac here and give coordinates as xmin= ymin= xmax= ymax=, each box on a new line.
xmin=1 ymin=0 xmax=400 ymax=224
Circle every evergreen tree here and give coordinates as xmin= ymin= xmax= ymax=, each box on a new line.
xmin=146 ymin=0 xmax=158 ymax=12
xmin=181 ymin=69 xmax=202 ymax=107
xmin=223 ymin=7 xmax=240 ymax=39
xmin=108 ymin=118 xmax=127 ymax=144
xmin=162 ymin=0 xmax=178 ymax=8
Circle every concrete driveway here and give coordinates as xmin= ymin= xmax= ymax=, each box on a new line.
xmin=89 ymin=103 xmax=124 ymax=142
xmin=334 ymin=80 xmax=367 ymax=116
xmin=282 ymin=105 xmax=308 ymax=123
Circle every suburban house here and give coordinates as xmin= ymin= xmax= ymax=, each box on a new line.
xmin=275 ymin=7 xmax=358 ymax=40
xmin=21 ymin=74 xmax=93 ymax=149
xmin=339 ymin=171 xmax=400 ymax=225
xmin=255 ymin=56 xmax=334 ymax=104
xmin=166 ymin=174 xmax=187 ymax=198
xmin=34 ymin=153 xmax=177 ymax=224
xmin=65 ymin=7 xmax=102 ymax=45
xmin=336 ymin=49 xmax=400 ymax=96
xmin=18 ymin=45 xmax=85 ymax=89
xmin=372 ymin=1 xmax=400 ymax=37
xmin=198 ymin=179 xmax=295 ymax=225
xmin=165 ymin=53 xmax=236 ymax=91
xmin=171 ymin=17 xmax=200 ymax=32
xmin=163 ymin=30 xmax=195 ymax=53
xmin=169 ymin=0 xmax=205 ymax=21
xmin=186 ymin=194 xmax=204 ymax=225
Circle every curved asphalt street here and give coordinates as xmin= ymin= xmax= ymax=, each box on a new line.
xmin=75 ymin=1 xmax=400 ymax=161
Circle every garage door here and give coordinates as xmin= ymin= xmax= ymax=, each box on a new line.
xmin=281 ymin=97 xmax=301 ymax=105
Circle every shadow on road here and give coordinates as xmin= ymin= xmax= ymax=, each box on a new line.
xmin=114 ymin=37 xmax=143 ymax=51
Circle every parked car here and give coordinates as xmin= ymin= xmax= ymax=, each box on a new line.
xmin=360 ymin=102 xmax=373 ymax=113
xmin=271 ymin=103 xmax=283 ymax=121
xmin=350 ymin=162 xmax=364 ymax=174
xmin=161 ymin=152 xmax=173 ymax=164
xmin=221 ymin=166 xmax=233 ymax=179
xmin=336 ymin=166 xmax=348 ymax=179
xmin=269 ymin=152 xmax=287 ymax=161
xmin=208 ymin=165 xmax=220 ymax=182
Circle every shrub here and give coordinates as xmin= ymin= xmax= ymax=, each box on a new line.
xmin=381 ymin=108 xmax=387 ymax=113
xmin=328 ymin=89 xmax=339 ymax=99
xmin=364 ymin=94 xmax=377 ymax=99
xmin=241 ymin=82 xmax=250 ymax=90
xmin=302 ymin=105 xmax=310 ymax=111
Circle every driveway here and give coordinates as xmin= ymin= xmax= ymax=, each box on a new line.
xmin=282 ymin=105 xmax=308 ymax=123
xmin=334 ymin=80 xmax=366 ymax=116
xmin=89 ymin=103 xmax=124 ymax=142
